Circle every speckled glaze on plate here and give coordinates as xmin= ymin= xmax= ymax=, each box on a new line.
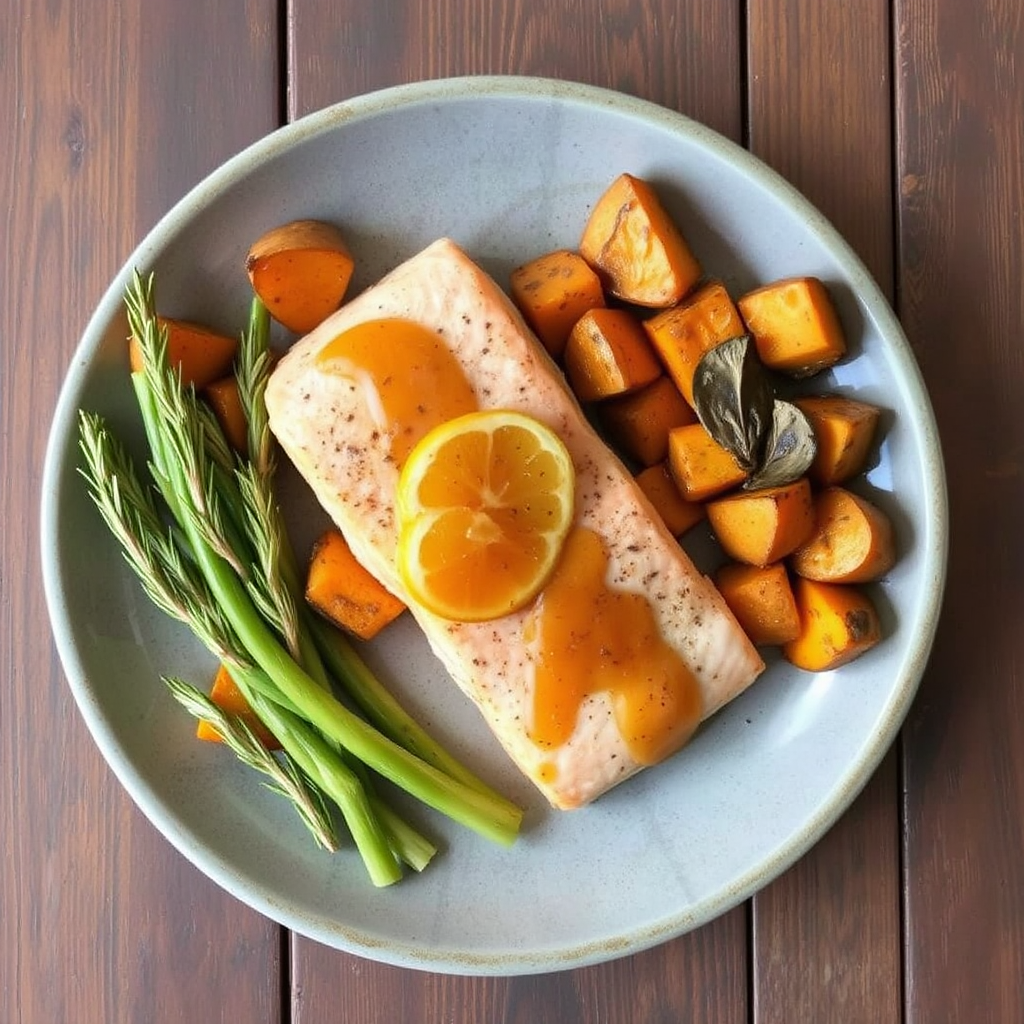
xmin=40 ymin=76 xmax=947 ymax=975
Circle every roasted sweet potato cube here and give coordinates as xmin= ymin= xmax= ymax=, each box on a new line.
xmin=600 ymin=376 xmax=697 ymax=467
xmin=195 ymin=664 xmax=281 ymax=750
xmin=643 ymin=280 xmax=746 ymax=406
xmin=203 ymin=375 xmax=248 ymax=456
xmin=714 ymin=562 xmax=801 ymax=646
xmin=738 ymin=276 xmax=846 ymax=376
xmin=782 ymin=578 xmax=882 ymax=671
xmin=247 ymin=219 xmax=355 ymax=334
xmin=564 ymin=308 xmax=662 ymax=401
xmin=706 ymin=477 xmax=815 ymax=566
xmin=509 ymin=249 xmax=605 ymax=358
xmin=790 ymin=486 xmax=896 ymax=584
xmin=667 ymin=422 xmax=748 ymax=502
xmin=635 ymin=462 xmax=706 ymax=537
xmin=306 ymin=528 xmax=406 ymax=640
xmin=129 ymin=316 xmax=238 ymax=390
xmin=794 ymin=395 xmax=881 ymax=484
xmin=579 ymin=173 xmax=702 ymax=308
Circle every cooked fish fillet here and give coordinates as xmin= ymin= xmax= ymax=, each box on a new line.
xmin=266 ymin=238 xmax=764 ymax=809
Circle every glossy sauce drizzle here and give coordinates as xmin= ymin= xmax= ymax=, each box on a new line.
xmin=317 ymin=318 xmax=478 ymax=464
xmin=528 ymin=527 xmax=704 ymax=766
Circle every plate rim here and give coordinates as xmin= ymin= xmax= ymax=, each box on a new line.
xmin=40 ymin=74 xmax=949 ymax=975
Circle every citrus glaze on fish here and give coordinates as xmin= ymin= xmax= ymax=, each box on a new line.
xmin=265 ymin=239 xmax=764 ymax=809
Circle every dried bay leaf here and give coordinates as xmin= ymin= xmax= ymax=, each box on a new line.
xmin=745 ymin=400 xmax=817 ymax=490
xmin=692 ymin=335 xmax=773 ymax=472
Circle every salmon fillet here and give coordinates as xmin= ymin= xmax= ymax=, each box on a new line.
xmin=266 ymin=238 xmax=764 ymax=809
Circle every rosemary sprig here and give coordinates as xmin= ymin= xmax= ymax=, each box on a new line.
xmin=232 ymin=661 xmax=434 ymax=873
xmin=236 ymin=460 xmax=301 ymax=658
xmin=78 ymin=413 xmax=246 ymax=670
xmin=124 ymin=273 xmax=248 ymax=579
xmin=197 ymin=398 xmax=237 ymax=477
xmin=236 ymin=298 xmax=275 ymax=475
xmin=232 ymin=298 xmax=305 ymax=660
xmin=165 ymin=676 xmax=339 ymax=851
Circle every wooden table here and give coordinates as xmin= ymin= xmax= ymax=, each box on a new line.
xmin=3 ymin=1 xmax=1022 ymax=1020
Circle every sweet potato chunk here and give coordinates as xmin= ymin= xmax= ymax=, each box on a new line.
xmin=306 ymin=528 xmax=406 ymax=640
xmin=643 ymin=280 xmax=746 ymax=406
xmin=635 ymin=462 xmax=706 ymax=537
xmin=564 ymin=307 xmax=662 ymax=401
xmin=706 ymin=477 xmax=815 ymax=566
xmin=794 ymin=395 xmax=881 ymax=484
xmin=790 ymin=486 xmax=896 ymax=583
xmin=579 ymin=173 xmax=702 ymax=308
xmin=738 ymin=276 xmax=846 ymax=376
xmin=782 ymin=578 xmax=882 ymax=671
xmin=509 ymin=249 xmax=605 ymax=358
xmin=714 ymin=562 xmax=801 ymax=646
xmin=129 ymin=316 xmax=237 ymax=389
xmin=195 ymin=664 xmax=281 ymax=750
xmin=600 ymin=375 xmax=697 ymax=467
xmin=247 ymin=219 xmax=355 ymax=334
xmin=667 ymin=422 xmax=748 ymax=502
xmin=203 ymin=375 xmax=248 ymax=456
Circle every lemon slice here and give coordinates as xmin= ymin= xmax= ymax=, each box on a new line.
xmin=396 ymin=410 xmax=575 ymax=622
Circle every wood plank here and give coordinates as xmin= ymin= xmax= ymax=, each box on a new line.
xmin=287 ymin=0 xmax=742 ymax=137
xmin=287 ymin=1 xmax=749 ymax=1019
xmin=0 ymin=1 xmax=283 ymax=1021
xmin=291 ymin=911 xmax=748 ymax=1023
xmin=896 ymin=0 xmax=1024 ymax=1020
xmin=750 ymin=756 xmax=900 ymax=1022
xmin=745 ymin=3 xmax=902 ymax=1021
xmin=746 ymin=0 xmax=896 ymax=287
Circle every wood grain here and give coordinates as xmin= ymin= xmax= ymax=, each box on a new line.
xmin=0 ymin=2 xmax=282 ymax=1021
xmin=896 ymin=0 xmax=1024 ymax=1020
xmin=287 ymin=0 xmax=742 ymax=137
xmin=292 ymin=915 xmax=748 ymax=1024
xmin=745 ymin=2 xmax=902 ymax=1021
xmin=287 ymin=1 xmax=750 ymax=1021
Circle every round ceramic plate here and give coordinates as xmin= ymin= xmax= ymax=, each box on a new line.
xmin=41 ymin=77 xmax=947 ymax=975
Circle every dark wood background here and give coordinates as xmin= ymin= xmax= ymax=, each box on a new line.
xmin=3 ymin=1 xmax=1022 ymax=1021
